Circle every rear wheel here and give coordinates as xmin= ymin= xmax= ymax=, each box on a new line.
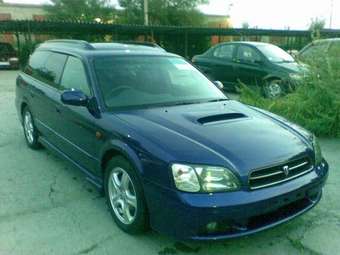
xmin=22 ymin=107 xmax=40 ymax=149
xmin=263 ymin=79 xmax=283 ymax=98
xmin=104 ymin=156 xmax=149 ymax=234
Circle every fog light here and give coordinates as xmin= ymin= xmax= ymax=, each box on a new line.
xmin=206 ymin=222 xmax=218 ymax=233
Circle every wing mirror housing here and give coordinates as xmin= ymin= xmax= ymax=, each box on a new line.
xmin=213 ymin=81 xmax=224 ymax=90
xmin=61 ymin=90 xmax=89 ymax=107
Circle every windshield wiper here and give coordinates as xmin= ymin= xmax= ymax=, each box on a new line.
xmin=206 ymin=98 xmax=229 ymax=103
xmin=276 ymin=59 xmax=294 ymax=63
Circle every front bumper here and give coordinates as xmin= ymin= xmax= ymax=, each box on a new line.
xmin=0 ymin=59 xmax=19 ymax=69
xmin=143 ymin=160 xmax=328 ymax=240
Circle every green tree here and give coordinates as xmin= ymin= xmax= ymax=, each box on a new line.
xmin=242 ymin=22 xmax=250 ymax=29
xmin=118 ymin=0 xmax=208 ymax=26
xmin=309 ymin=17 xmax=325 ymax=40
xmin=45 ymin=0 xmax=116 ymax=22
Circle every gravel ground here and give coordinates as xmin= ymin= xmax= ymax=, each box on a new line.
xmin=0 ymin=70 xmax=339 ymax=255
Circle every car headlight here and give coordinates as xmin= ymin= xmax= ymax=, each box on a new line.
xmin=289 ymin=73 xmax=302 ymax=80
xmin=171 ymin=163 xmax=240 ymax=193
xmin=312 ymin=135 xmax=323 ymax=165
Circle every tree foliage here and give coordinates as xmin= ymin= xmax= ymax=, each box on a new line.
xmin=309 ymin=17 xmax=326 ymax=40
xmin=238 ymin=51 xmax=340 ymax=138
xmin=118 ymin=0 xmax=208 ymax=26
xmin=45 ymin=0 xmax=116 ymax=22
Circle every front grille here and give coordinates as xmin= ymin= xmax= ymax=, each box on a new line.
xmin=249 ymin=157 xmax=313 ymax=190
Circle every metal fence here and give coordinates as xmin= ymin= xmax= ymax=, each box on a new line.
xmin=1 ymin=20 xmax=340 ymax=58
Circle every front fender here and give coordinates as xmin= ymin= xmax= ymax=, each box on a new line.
xmin=98 ymin=138 xmax=144 ymax=178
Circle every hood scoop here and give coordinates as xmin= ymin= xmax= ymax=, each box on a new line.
xmin=197 ymin=113 xmax=247 ymax=125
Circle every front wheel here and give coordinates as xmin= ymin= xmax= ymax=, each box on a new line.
xmin=263 ymin=79 xmax=283 ymax=98
xmin=104 ymin=156 xmax=149 ymax=234
xmin=22 ymin=107 xmax=40 ymax=149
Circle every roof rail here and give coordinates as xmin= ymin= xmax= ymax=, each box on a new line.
xmin=117 ymin=41 xmax=162 ymax=49
xmin=42 ymin=39 xmax=94 ymax=50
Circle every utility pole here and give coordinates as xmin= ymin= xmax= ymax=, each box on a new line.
xmin=330 ymin=0 xmax=334 ymax=28
xmin=144 ymin=0 xmax=149 ymax=26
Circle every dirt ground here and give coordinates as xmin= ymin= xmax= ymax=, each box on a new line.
xmin=0 ymin=70 xmax=339 ymax=255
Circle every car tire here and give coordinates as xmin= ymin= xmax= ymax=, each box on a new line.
xmin=22 ymin=107 xmax=41 ymax=149
xmin=104 ymin=156 xmax=149 ymax=234
xmin=263 ymin=79 xmax=283 ymax=98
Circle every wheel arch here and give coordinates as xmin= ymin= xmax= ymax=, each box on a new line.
xmin=263 ymin=75 xmax=282 ymax=83
xmin=100 ymin=140 xmax=144 ymax=179
xmin=19 ymin=101 xmax=29 ymax=124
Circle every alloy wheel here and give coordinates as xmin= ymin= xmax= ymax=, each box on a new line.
xmin=266 ymin=81 xmax=282 ymax=98
xmin=108 ymin=167 xmax=138 ymax=225
xmin=24 ymin=110 xmax=34 ymax=144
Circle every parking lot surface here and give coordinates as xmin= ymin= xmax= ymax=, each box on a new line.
xmin=0 ymin=70 xmax=339 ymax=255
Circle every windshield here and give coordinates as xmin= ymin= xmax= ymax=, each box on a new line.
xmin=257 ymin=44 xmax=295 ymax=63
xmin=94 ymin=56 xmax=227 ymax=109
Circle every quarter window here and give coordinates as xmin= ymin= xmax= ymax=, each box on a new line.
xmin=213 ymin=44 xmax=235 ymax=60
xmin=60 ymin=56 xmax=91 ymax=96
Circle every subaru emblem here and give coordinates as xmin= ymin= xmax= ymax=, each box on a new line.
xmin=283 ymin=165 xmax=289 ymax=176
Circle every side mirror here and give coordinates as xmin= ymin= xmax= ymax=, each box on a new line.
xmin=61 ymin=90 xmax=88 ymax=107
xmin=213 ymin=81 xmax=224 ymax=90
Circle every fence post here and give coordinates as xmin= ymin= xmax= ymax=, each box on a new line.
xmin=15 ymin=31 xmax=20 ymax=53
xmin=184 ymin=30 xmax=188 ymax=59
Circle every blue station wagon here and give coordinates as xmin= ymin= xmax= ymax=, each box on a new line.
xmin=15 ymin=40 xmax=328 ymax=240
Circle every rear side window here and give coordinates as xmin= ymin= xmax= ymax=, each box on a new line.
xmin=25 ymin=51 xmax=50 ymax=77
xmin=60 ymin=56 xmax=91 ymax=96
xmin=42 ymin=53 xmax=68 ymax=87
xmin=25 ymin=51 xmax=67 ymax=88
xmin=213 ymin=44 xmax=235 ymax=60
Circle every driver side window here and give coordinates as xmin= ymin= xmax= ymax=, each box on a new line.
xmin=60 ymin=56 xmax=91 ymax=96
xmin=237 ymin=45 xmax=262 ymax=64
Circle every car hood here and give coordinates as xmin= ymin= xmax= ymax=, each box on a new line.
xmin=273 ymin=61 xmax=307 ymax=74
xmin=115 ymin=101 xmax=311 ymax=177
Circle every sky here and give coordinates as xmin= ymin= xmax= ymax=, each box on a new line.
xmin=3 ymin=0 xmax=340 ymax=29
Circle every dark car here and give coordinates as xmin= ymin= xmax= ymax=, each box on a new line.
xmin=16 ymin=39 xmax=328 ymax=240
xmin=0 ymin=42 xmax=19 ymax=69
xmin=192 ymin=41 xmax=307 ymax=98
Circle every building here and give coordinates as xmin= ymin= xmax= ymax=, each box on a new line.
xmin=0 ymin=2 xmax=47 ymax=43
xmin=204 ymin=14 xmax=232 ymax=45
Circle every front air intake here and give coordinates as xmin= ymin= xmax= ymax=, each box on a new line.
xmin=197 ymin=113 xmax=247 ymax=125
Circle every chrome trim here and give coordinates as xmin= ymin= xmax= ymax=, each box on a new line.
xmin=250 ymin=166 xmax=314 ymax=190
xmin=250 ymin=170 xmax=283 ymax=180
xmin=249 ymin=161 xmax=309 ymax=181
xmin=289 ymin=161 xmax=308 ymax=170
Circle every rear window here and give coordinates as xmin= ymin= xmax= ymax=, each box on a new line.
xmin=299 ymin=41 xmax=329 ymax=60
xmin=0 ymin=43 xmax=14 ymax=53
